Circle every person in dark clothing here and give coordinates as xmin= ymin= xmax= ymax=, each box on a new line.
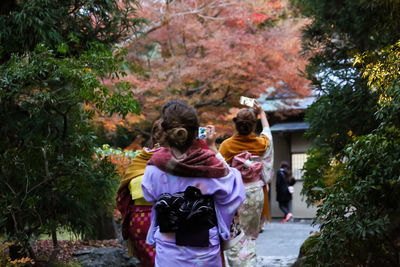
xmin=276 ymin=161 xmax=296 ymax=223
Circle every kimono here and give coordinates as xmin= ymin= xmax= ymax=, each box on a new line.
xmin=219 ymin=126 xmax=271 ymax=237
xmin=218 ymin=126 xmax=271 ymax=267
xmin=116 ymin=148 xmax=158 ymax=267
xmin=142 ymin=165 xmax=245 ymax=267
xmin=259 ymin=126 xmax=274 ymax=224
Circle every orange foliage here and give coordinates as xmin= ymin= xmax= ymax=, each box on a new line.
xmin=124 ymin=136 xmax=144 ymax=151
xmin=250 ymin=12 xmax=270 ymax=24
xmin=0 ymin=242 xmax=35 ymax=267
xmin=97 ymin=153 xmax=133 ymax=176
xmin=100 ymin=0 xmax=310 ymax=138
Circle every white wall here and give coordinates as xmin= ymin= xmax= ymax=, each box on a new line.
xmin=270 ymin=132 xmax=317 ymax=219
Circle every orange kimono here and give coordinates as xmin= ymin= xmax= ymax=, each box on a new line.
xmin=219 ymin=133 xmax=269 ymax=165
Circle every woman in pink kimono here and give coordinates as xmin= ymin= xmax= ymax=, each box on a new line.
xmin=141 ymin=102 xmax=245 ymax=267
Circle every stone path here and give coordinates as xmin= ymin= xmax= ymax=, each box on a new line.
xmin=74 ymin=219 xmax=318 ymax=267
xmin=255 ymin=218 xmax=318 ymax=266
xmin=256 ymin=256 xmax=299 ymax=267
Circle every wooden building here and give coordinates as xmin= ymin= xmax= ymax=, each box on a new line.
xmin=258 ymin=94 xmax=318 ymax=219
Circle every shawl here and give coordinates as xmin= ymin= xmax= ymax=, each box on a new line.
xmin=118 ymin=148 xmax=157 ymax=192
xmin=219 ymin=133 xmax=269 ymax=165
xmin=148 ymin=139 xmax=228 ymax=178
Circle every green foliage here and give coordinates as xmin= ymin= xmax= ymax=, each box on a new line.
xmin=305 ymin=84 xmax=379 ymax=153
xmin=0 ymin=43 xmax=127 ymax=253
xmin=291 ymin=0 xmax=400 ymax=52
xmin=303 ymin=126 xmax=400 ymax=266
xmin=292 ymin=0 xmax=400 ymax=265
xmin=93 ymin=123 xmax=140 ymax=149
xmin=114 ymin=125 xmax=137 ymax=149
xmin=95 ymin=144 xmax=140 ymax=160
xmin=1 ymin=43 xmax=140 ymax=119
xmin=302 ymin=84 xmax=380 ymax=205
xmin=0 ymin=0 xmax=143 ymax=263
xmin=291 ymin=0 xmax=400 ymax=94
xmin=300 ymin=147 xmax=331 ymax=205
xmin=0 ymin=0 xmax=145 ymax=61
xmin=354 ymin=40 xmax=400 ymax=128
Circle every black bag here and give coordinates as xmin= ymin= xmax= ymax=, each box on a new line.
xmin=154 ymin=186 xmax=217 ymax=247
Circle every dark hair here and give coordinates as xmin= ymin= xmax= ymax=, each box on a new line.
xmin=148 ymin=119 xmax=164 ymax=148
xmin=280 ymin=161 xmax=290 ymax=169
xmin=280 ymin=161 xmax=293 ymax=181
xmin=162 ymin=100 xmax=186 ymax=114
xmin=161 ymin=102 xmax=199 ymax=150
xmin=233 ymin=108 xmax=257 ymax=135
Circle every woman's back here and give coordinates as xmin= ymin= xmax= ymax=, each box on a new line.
xmin=141 ymin=102 xmax=245 ymax=267
xmin=219 ymin=106 xmax=269 ymax=165
xmin=217 ymin=102 xmax=272 ymax=267
xmin=143 ymin=165 xmax=244 ymax=239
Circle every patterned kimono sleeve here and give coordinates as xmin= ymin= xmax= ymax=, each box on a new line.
xmin=260 ymin=126 xmax=274 ymax=184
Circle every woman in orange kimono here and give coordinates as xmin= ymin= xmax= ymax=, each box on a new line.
xmin=218 ymin=100 xmax=271 ymax=267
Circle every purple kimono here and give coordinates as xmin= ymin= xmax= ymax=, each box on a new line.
xmin=142 ymin=165 xmax=245 ymax=267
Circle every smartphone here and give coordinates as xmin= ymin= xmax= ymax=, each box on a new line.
xmin=240 ymin=96 xmax=255 ymax=107
xmin=198 ymin=127 xmax=207 ymax=139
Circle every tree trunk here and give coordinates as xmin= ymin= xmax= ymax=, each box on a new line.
xmin=47 ymin=227 xmax=60 ymax=266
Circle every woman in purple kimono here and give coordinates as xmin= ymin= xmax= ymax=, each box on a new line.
xmin=142 ymin=102 xmax=245 ymax=267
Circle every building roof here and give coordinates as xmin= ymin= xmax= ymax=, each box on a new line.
xmin=270 ymin=122 xmax=310 ymax=132
xmin=257 ymin=96 xmax=316 ymax=112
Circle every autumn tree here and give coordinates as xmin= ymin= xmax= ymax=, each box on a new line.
xmin=0 ymin=0 xmax=143 ymax=264
xmin=95 ymin=0 xmax=311 ymax=140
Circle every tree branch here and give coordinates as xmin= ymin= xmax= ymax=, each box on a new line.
xmin=194 ymin=86 xmax=231 ymax=108
xmin=5 ymin=181 xmax=17 ymax=195
xmin=117 ymin=0 xmax=240 ymax=49
xmin=49 ymin=103 xmax=70 ymax=141
xmin=42 ymin=146 xmax=51 ymax=181
xmin=185 ymin=84 xmax=206 ymax=96
xmin=26 ymin=176 xmax=55 ymax=195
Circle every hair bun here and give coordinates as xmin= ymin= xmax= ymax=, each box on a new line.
xmin=167 ymin=127 xmax=188 ymax=147
xmin=234 ymin=108 xmax=257 ymax=135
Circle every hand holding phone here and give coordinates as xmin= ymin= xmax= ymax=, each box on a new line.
xmin=240 ymin=96 xmax=255 ymax=107
xmin=204 ymin=125 xmax=218 ymax=153
xmin=198 ymin=127 xmax=207 ymax=139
